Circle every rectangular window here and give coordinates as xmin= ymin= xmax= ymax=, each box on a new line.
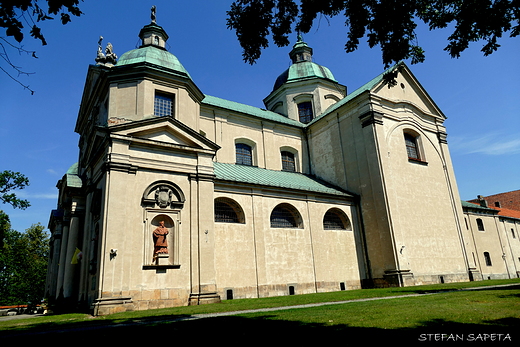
xmin=476 ymin=218 xmax=485 ymax=231
xmin=281 ymin=151 xmax=296 ymax=172
xmin=298 ymin=102 xmax=313 ymax=124
xmin=235 ymin=143 xmax=253 ymax=166
xmin=154 ymin=93 xmax=174 ymax=117
xmin=404 ymin=133 xmax=419 ymax=160
xmin=484 ymin=252 xmax=492 ymax=266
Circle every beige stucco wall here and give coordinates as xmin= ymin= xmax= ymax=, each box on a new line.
xmin=213 ymin=187 xmax=361 ymax=300
xmin=464 ymin=211 xmax=520 ymax=280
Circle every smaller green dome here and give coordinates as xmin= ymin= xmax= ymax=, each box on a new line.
xmin=273 ymin=62 xmax=336 ymax=90
xmin=273 ymin=36 xmax=337 ymax=91
xmin=117 ymin=46 xmax=191 ymax=79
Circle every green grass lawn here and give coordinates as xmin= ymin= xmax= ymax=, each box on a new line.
xmin=1 ymin=279 xmax=519 ymax=344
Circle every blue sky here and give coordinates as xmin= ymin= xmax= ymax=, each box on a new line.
xmin=1 ymin=1 xmax=519 ymax=233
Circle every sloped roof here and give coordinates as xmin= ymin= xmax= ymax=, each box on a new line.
xmin=462 ymin=200 xmax=520 ymax=220
xmin=202 ymin=95 xmax=303 ymax=127
xmin=213 ymin=162 xmax=352 ymax=198
xmin=65 ymin=163 xmax=82 ymax=188
xmin=494 ymin=207 xmax=520 ymax=219
xmin=461 ymin=200 xmax=497 ymax=213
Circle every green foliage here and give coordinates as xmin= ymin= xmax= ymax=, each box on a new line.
xmin=227 ymin=0 xmax=519 ymax=67
xmin=0 ymin=0 xmax=83 ymax=45
xmin=0 ymin=223 xmax=49 ymax=306
xmin=0 ymin=1 xmax=83 ymax=93
xmin=0 ymin=170 xmax=30 ymax=210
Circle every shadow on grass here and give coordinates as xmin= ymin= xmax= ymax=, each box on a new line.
xmin=1 ymin=313 xmax=517 ymax=344
xmin=388 ymin=283 xmax=520 ymax=295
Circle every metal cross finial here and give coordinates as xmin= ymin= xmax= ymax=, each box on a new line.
xmin=151 ymin=5 xmax=157 ymax=23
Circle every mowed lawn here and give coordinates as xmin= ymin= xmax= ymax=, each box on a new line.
xmin=1 ymin=279 xmax=519 ymax=344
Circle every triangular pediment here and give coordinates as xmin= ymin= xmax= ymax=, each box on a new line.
xmin=371 ymin=64 xmax=445 ymax=119
xmin=109 ymin=117 xmax=219 ymax=152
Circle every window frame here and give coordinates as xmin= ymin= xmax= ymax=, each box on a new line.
xmin=483 ymin=252 xmax=492 ymax=266
xmin=281 ymin=150 xmax=296 ymax=172
xmin=235 ymin=143 xmax=253 ymax=166
xmin=214 ymin=197 xmax=245 ymax=224
xmin=476 ymin=218 xmax=485 ymax=231
xmin=297 ymin=101 xmax=314 ymax=124
xmin=323 ymin=208 xmax=352 ymax=231
xmin=270 ymin=203 xmax=303 ymax=229
xmin=154 ymin=92 xmax=175 ymax=118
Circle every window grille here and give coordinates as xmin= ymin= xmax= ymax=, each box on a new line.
xmin=281 ymin=151 xmax=296 ymax=172
xmin=235 ymin=143 xmax=253 ymax=166
xmin=154 ymin=93 xmax=174 ymax=117
xmin=323 ymin=210 xmax=347 ymax=230
xmin=214 ymin=200 xmax=240 ymax=223
xmin=270 ymin=205 xmax=298 ymax=228
xmin=298 ymin=102 xmax=313 ymax=123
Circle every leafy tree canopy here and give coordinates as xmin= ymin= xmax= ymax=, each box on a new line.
xmin=1 ymin=0 xmax=82 ymax=45
xmin=0 ymin=0 xmax=83 ymax=93
xmin=0 ymin=170 xmax=30 ymax=210
xmin=0 ymin=223 xmax=49 ymax=306
xmin=227 ymin=0 xmax=520 ymax=68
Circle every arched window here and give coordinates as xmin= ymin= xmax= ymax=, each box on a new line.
xmin=281 ymin=151 xmax=296 ymax=172
xmin=214 ymin=198 xmax=245 ymax=223
xmin=483 ymin=252 xmax=492 ymax=266
xmin=476 ymin=218 xmax=485 ymax=231
xmin=235 ymin=143 xmax=253 ymax=166
xmin=298 ymin=101 xmax=313 ymax=124
xmin=323 ymin=208 xmax=351 ymax=230
xmin=270 ymin=203 xmax=302 ymax=228
xmin=404 ymin=132 xmax=420 ymax=160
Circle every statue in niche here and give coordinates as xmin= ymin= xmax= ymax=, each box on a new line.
xmin=152 ymin=221 xmax=169 ymax=264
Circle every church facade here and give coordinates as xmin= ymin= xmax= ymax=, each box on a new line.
xmin=45 ymin=16 xmax=518 ymax=315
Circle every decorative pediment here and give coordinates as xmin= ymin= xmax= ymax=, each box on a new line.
xmin=108 ymin=116 xmax=220 ymax=153
xmin=371 ymin=64 xmax=445 ymax=120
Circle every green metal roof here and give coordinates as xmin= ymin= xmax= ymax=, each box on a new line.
xmin=117 ymin=46 xmax=191 ymax=78
xmin=65 ymin=163 xmax=82 ymax=188
xmin=202 ymin=95 xmax=304 ymax=127
xmin=214 ymin=162 xmax=352 ymax=197
xmin=461 ymin=200 xmax=498 ymax=213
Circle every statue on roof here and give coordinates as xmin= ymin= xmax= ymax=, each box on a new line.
xmin=151 ymin=5 xmax=157 ymax=23
xmin=105 ymin=42 xmax=117 ymax=65
xmin=95 ymin=36 xmax=106 ymax=65
xmin=95 ymin=36 xmax=117 ymax=66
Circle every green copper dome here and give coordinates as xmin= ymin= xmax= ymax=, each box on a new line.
xmin=117 ymin=46 xmax=191 ymax=79
xmin=273 ymin=62 xmax=336 ymax=90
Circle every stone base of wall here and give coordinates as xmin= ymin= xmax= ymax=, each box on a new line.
xmin=362 ymin=272 xmax=472 ymax=289
xmin=218 ymin=280 xmax=362 ymax=301
xmin=91 ymin=288 xmax=191 ymax=315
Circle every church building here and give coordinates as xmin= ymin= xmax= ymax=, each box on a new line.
xmin=45 ymin=12 xmax=517 ymax=315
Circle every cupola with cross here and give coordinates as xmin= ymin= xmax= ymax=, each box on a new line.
xmin=263 ymin=35 xmax=346 ymax=124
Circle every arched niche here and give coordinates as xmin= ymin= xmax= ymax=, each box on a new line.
xmin=141 ymin=181 xmax=183 ymax=268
